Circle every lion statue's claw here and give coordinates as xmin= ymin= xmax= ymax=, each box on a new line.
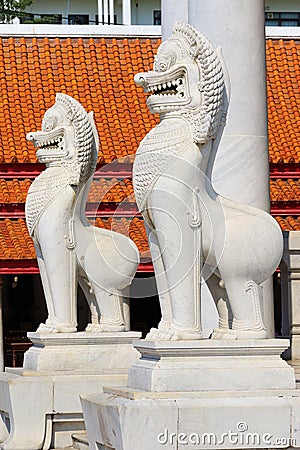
xmin=85 ymin=323 xmax=126 ymax=333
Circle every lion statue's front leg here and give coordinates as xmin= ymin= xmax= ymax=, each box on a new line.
xmin=133 ymin=120 xmax=204 ymax=341
xmin=28 ymin=179 xmax=79 ymax=333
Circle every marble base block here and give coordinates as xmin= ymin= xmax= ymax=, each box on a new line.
xmin=24 ymin=331 xmax=140 ymax=372
xmin=127 ymin=339 xmax=295 ymax=392
xmin=0 ymin=331 xmax=140 ymax=450
xmin=81 ymin=339 xmax=297 ymax=449
xmin=81 ymin=389 xmax=300 ymax=450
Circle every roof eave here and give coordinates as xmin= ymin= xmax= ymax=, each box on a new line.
xmin=266 ymin=26 xmax=300 ymax=38
xmin=0 ymin=24 xmax=161 ymax=38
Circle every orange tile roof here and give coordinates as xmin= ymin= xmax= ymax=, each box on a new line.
xmin=270 ymin=178 xmax=300 ymax=201
xmin=0 ymin=179 xmax=31 ymax=203
xmin=0 ymin=217 xmax=149 ymax=260
xmin=0 ymin=37 xmax=299 ymax=165
xmin=88 ymin=178 xmax=135 ymax=203
xmin=1 ymin=36 xmax=300 ymax=266
xmin=94 ymin=217 xmax=149 ymax=257
xmin=0 ymin=218 xmax=35 ymax=259
xmin=275 ymin=215 xmax=300 ymax=231
xmin=3 ymin=176 xmax=300 ymax=207
xmin=0 ymin=177 xmax=136 ymax=204
xmin=3 ymin=215 xmax=300 ymax=262
xmin=0 ymin=36 xmax=160 ymax=164
xmin=266 ymin=39 xmax=300 ymax=163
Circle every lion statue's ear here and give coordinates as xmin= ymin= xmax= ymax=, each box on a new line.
xmin=189 ymin=40 xmax=200 ymax=58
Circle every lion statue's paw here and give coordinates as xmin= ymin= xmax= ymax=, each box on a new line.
xmin=168 ymin=327 xmax=203 ymax=341
xmin=210 ymin=328 xmax=236 ymax=340
xmin=145 ymin=325 xmax=202 ymax=341
xmin=85 ymin=322 xmax=126 ymax=333
xmin=145 ymin=320 xmax=171 ymax=340
xmin=211 ymin=328 xmax=267 ymax=340
xmin=145 ymin=327 xmax=167 ymax=340
xmin=36 ymin=322 xmax=56 ymax=334
xmin=36 ymin=320 xmax=77 ymax=334
xmin=232 ymin=329 xmax=267 ymax=339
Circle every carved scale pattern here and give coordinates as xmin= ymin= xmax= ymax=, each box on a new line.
xmin=133 ymin=120 xmax=194 ymax=214
xmin=25 ymin=168 xmax=71 ymax=236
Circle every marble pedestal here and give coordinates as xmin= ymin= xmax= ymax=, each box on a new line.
xmin=127 ymin=339 xmax=295 ymax=392
xmin=81 ymin=339 xmax=298 ymax=450
xmin=0 ymin=331 xmax=140 ymax=450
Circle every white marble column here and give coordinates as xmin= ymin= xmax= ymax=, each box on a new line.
xmin=97 ymin=0 xmax=103 ymax=24
xmin=161 ymin=0 xmax=188 ymax=39
xmin=109 ymin=0 xmax=114 ymax=24
xmin=187 ymin=0 xmax=269 ymax=208
xmin=122 ymin=0 xmax=131 ymax=25
xmin=103 ymin=0 xmax=109 ymax=24
xmin=162 ymin=0 xmax=275 ymax=336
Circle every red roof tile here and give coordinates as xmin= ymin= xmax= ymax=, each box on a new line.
xmin=88 ymin=178 xmax=135 ymax=203
xmin=270 ymin=178 xmax=300 ymax=201
xmin=0 ymin=217 xmax=149 ymax=260
xmin=94 ymin=217 xmax=149 ymax=257
xmin=0 ymin=179 xmax=31 ymax=203
xmin=0 ymin=36 xmax=160 ymax=164
xmin=3 ymin=176 xmax=300 ymax=209
xmin=0 ymin=37 xmax=299 ymax=165
xmin=266 ymin=39 xmax=300 ymax=163
xmin=4 ymin=214 xmax=300 ymax=263
xmin=0 ymin=178 xmax=136 ymax=204
xmin=1 ymin=36 xmax=300 ymax=267
xmin=0 ymin=218 xmax=35 ymax=259
xmin=275 ymin=215 xmax=300 ymax=231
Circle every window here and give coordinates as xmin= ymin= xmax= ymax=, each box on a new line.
xmin=153 ymin=10 xmax=161 ymax=25
xmin=68 ymin=14 xmax=89 ymax=25
xmin=19 ymin=13 xmax=62 ymax=24
xmin=265 ymin=12 xmax=300 ymax=27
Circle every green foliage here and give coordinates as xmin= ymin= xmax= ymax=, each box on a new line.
xmin=24 ymin=14 xmax=61 ymax=24
xmin=0 ymin=0 xmax=33 ymax=23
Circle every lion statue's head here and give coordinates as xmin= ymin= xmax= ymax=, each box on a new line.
xmin=27 ymin=93 xmax=99 ymax=184
xmin=135 ymin=22 xmax=227 ymax=144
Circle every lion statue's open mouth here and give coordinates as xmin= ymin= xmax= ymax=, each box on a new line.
xmin=27 ymin=128 xmax=66 ymax=163
xmin=135 ymin=68 xmax=188 ymax=113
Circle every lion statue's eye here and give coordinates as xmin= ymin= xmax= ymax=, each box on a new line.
xmin=159 ymin=61 xmax=167 ymax=71
xmin=45 ymin=123 xmax=53 ymax=131
xmin=42 ymin=116 xmax=57 ymax=132
xmin=154 ymin=50 xmax=178 ymax=72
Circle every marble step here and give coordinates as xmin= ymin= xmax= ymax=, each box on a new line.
xmin=72 ymin=432 xmax=90 ymax=449
xmin=50 ymin=433 xmax=90 ymax=450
